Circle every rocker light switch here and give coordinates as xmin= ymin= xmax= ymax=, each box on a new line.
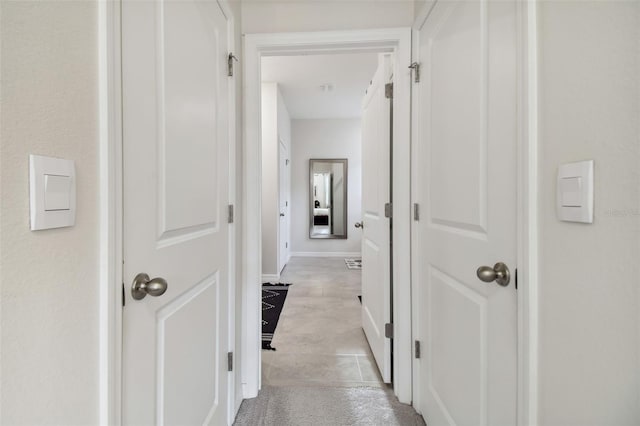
xmin=557 ymin=160 xmax=594 ymax=224
xmin=44 ymin=175 xmax=72 ymax=211
xmin=560 ymin=176 xmax=582 ymax=207
xmin=29 ymin=155 xmax=76 ymax=230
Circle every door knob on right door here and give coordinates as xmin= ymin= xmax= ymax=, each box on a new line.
xmin=354 ymin=222 xmax=363 ymax=229
xmin=476 ymin=262 xmax=511 ymax=287
xmin=131 ymin=273 xmax=169 ymax=300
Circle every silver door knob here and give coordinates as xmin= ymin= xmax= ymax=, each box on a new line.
xmin=476 ymin=262 xmax=510 ymax=287
xmin=354 ymin=222 xmax=363 ymax=229
xmin=131 ymin=273 xmax=168 ymax=300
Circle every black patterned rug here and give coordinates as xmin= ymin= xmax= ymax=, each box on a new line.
xmin=262 ymin=283 xmax=291 ymax=350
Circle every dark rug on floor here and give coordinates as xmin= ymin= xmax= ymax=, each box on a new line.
xmin=262 ymin=283 xmax=291 ymax=350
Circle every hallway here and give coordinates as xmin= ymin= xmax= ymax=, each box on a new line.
xmin=234 ymin=257 xmax=424 ymax=424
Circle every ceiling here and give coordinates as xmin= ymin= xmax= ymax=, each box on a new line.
xmin=261 ymin=52 xmax=379 ymax=119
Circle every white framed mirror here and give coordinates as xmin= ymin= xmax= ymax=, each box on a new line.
xmin=309 ymin=159 xmax=348 ymax=239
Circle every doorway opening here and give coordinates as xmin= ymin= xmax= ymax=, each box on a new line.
xmin=258 ymin=52 xmax=383 ymax=388
xmin=241 ymin=29 xmax=413 ymax=405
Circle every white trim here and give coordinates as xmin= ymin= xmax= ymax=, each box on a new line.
xmin=217 ymin=0 xmax=238 ymax=424
xmin=290 ymin=252 xmax=362 ymax=258
xmin=98 ymin=1 xmax=123 ymax=424
xmin=242 ymin=28 xmax=413 ymax=404
xmin=409 ymin=1 xmax=539 ymax=424
xmin=262 ymin=274 xmax=280 ymax=282
xmin=516 ymin=1 xmax=539 ymax=424
xmin=409 ymin=1 xmax=436 ymax=414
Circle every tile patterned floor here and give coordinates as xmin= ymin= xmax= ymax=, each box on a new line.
xmin=262 ymin=256 xmax=384 ymax=388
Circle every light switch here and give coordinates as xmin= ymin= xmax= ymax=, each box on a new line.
xmin=29 ymin=155 xmax=76 ymax=230
xmin=557 ymin=160 xmax=594 ymax=223
xmin=560 ymin=176 xmax=582 ymax=207
xmin=44 ymin=175 xmax=72 ymax=211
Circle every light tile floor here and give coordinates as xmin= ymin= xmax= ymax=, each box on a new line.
xmin=262 ymin=256 xmax=384 ymax=388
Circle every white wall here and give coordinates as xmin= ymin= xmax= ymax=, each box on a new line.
xmin=537 ymin=2 xmax=640 ymax=424
xmin=0 ymin=2 xmax=100 ymax=423
xmin=242 ymin=0 xmax=414 ymax=34
xmin=261 ymin=83 xmax=291 ymax=276
xmin=291 ymin=119 xmax=362 ymax=255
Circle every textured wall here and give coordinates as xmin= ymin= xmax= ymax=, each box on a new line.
xmin=290 ymin=119 xmax=362 ymax=255
xmin=0 ymin=1 xmax=100 ymax=424
xmin=537 ymin=2 xmax=640 ymax=424
xmin=241 ymin=0 xmax=414 ymax=34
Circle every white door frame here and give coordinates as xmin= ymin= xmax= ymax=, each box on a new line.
xmin=98 ymin=1 xmax=237 ymax=423
xmin=242 ymin=28 xmax=413 ymax=404
xmin=409 ymin=1 xmax=540 ymax=424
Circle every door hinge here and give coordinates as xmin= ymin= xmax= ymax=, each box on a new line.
xmin=285 ymin=242 xmax=288 ymax=249
xmin=228 ymin=53 xmax=238 ymax=77
xmin=228 ymin=204 xmax=234 ymax=224
xmin=515 ymin=268 xmax=518 ymax=290
xmin=384 ymin=202 xmax=392 ymax=218
xmin=408 ymin=62 xmax=420 ymax=83
xmin=227 ymin=352 xmax=233 ymax=372
xmin=385 ymin=82 xmax=394 ymax=99
xmin=385 ymin=323 xmax=394 ymax=339
xmin=122 ymin=282 xmax=125 ymax=307
xmin=415 ymin=340 xmax=421 ymax=359
xmin=413 ymin=203 xmax=420 ymax=221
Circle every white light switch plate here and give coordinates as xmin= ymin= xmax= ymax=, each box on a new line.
xmin=29 ymin=155 xmax=76 ymax=230
xmin=557 ymin=160 xmax=594 ymax=223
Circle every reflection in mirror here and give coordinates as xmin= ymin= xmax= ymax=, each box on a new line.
xmin=309 ymin=159 xmax=348 ymax=239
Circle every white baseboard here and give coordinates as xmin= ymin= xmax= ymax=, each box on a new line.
xmin=290 ymin=252 xmax=362 ymax=258
xmin=262 ymin=273 xmax=280 ymax=282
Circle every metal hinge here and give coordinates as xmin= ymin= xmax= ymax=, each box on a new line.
xmin=408 ymin=62 xmax=420 ymax=83
xmin=122 ymin=282 xmax=125 ymax=307
xmin=415 ymin=340 xmax=421 ymax=359
xmin=228 ymin=204 xmax=234 ymax=224
xmin=286 ymin=159 xmax=290 ymax=166
xmin=384 ymin=202 xmax=392 ymax=218
xmin=228 ymin=53 xmax=238 ymax=77
xmin=385 ymin=323 xmax=394 ymax=339
xmin=286 ymin=242 xmax=288 ymax=249
xmin=227 ymin=352 xmax=233 ymax=372
xmin=413 ymin=203 xmax=420 ymax=221
xmin=385 ymin=83 xmax=394 ymax=99
xmin=515 ymin=268 xmax=518 ymax=290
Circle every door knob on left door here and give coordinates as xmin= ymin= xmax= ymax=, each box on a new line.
xmin=476 ymin=262 xmax=510 ymax=287
xmin=131 ymin=273 xmax=168 ymax=300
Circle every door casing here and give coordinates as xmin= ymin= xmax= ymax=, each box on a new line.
xmin=242 ymin=28 xmax=413 ymax=404
xmin=410 ymin=2 xmax=540 ymax=424
xmin=98 ymin=0 xmax=238 ymax=423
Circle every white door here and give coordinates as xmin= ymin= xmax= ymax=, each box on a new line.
xmin=121 ymin=1 xmax=231 ymax=424
xmin=278 ymin=140 xmax=289 ymax=272
xmin=412 ymin=1 xmax=518 ymax=425
xmin=360 ymin=54 xmax=392 ymax=383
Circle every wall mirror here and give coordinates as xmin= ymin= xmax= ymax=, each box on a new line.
xmin=309 ymin=159 xmax=348 ymax=239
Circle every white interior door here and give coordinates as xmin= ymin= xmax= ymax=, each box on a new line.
xmin=278 ymin=140 xmax=289 ymax=272
xmin=121 ymin=1 xmax=231 ymax=424
xmin=360 ymin=54 xmax=392 ymax=383
xmin=412 ymin=1 xmax=518 ymax=425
